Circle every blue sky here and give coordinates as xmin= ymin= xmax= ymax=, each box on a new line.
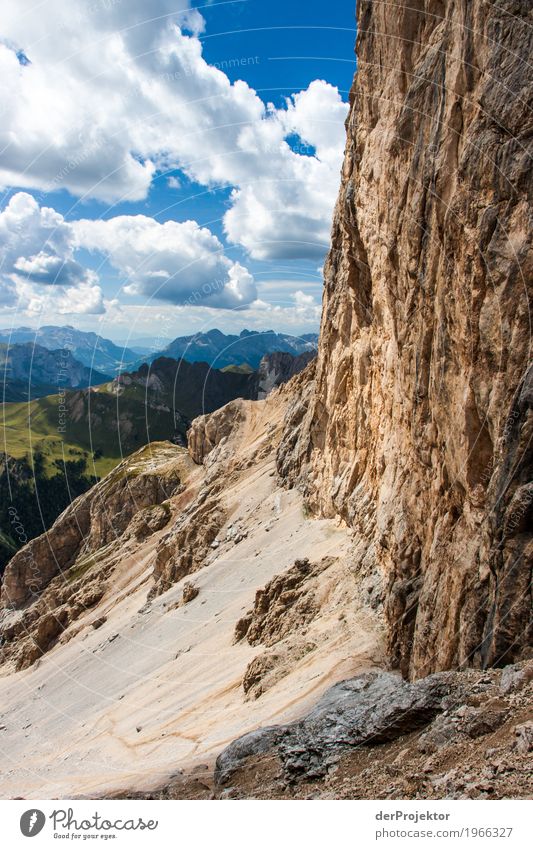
xmin=0 ymin=0 xmax=357 ymax=343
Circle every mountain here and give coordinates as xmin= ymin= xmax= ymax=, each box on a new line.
xmin=0 ymin=356 xmax=259 ymax=569
xmin=0 ymin=351 xmax=311 ymax=570
xmin=0 ymin=0 xmax=531 ymax=801
xmin=0 ymin=342 xmax=109 ymax=401
xmin=0 ymin=326 xmax=138 ymax=374
xmin=1 ymin=351 xmax=312 ymax=480
xmin=0 ymin=325 xmax=319 ymax=374
xmin=140 ymin=328 xmax=319 ymax=370
xmin=254 ymin=350 xmax=316 ymax=399
xmin=276 ymin=0 xmax=533 ymax=679
xmin=2 ymin=356 xmax=257 ymax=479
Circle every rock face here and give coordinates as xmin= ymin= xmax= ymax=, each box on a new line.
xmin=214 ymin=666 xmax=500 ymax=784
xmin=255 ymin=351 xmax=316 ymax=399
xmin=0 ymin=495 xmax=92 ymax=610
xmin=278 ymin=0 xmax=533 ymax=677
xmin=187 ymin=399 xmax=246 ymax=465
xmin=234 ymin=557 xmax=333 ymax=646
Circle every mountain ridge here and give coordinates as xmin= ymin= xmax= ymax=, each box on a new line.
xmin=0 ymin=342 xmax=109 ymax=401
xmin=136 ymin=328 xmax=319 ymax=371
xmin=0 ymin=325 xmax=138 ymax=374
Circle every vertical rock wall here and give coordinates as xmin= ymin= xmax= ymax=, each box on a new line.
xmin=279 ymin=0 xmax=533 ymax=677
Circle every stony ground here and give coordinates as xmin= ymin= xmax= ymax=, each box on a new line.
xmin=123 ymin=661 xmax=533 ymax=800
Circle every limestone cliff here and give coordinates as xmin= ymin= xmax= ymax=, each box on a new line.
xmin=0 ymin=0 xmax=531 ymax=801
xmin=278 ymin=0 xmax=533 ymax=678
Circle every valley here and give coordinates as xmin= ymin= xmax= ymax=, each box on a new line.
xmin=0 ymin=350 xmax=314 ymax=568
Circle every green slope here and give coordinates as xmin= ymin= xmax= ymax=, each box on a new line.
xmin=2 ymin=356 xmax=255 ymax=478
xmin=0 ymin=528 xmax=17 ymax=572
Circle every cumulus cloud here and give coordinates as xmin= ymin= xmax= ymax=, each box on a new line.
xmin=0 ymin=1 xmax=348 ymax=260
xmin=0 ymin=1 xmax=197 ymax=202
xmin=0 ymin=192 xmax=105 ymax=314
xmin=74 ymin=215 xmax=257 ymax=308
xmin=13 ymin=253 xmax=90 ymax=287
xmin=15 ymin=280 xmax=106 ymax=317
xmin=223 ymin=82 xmax=347 ymax=260
xmin=0 ymin=192 xmax=89 ymax=285
xmin=0 ymin=191 xmax=258 ymax=315
xmin=0 ymin=192 xmax=257 ymax=315
xmin=0 ymin=193 xmax=257 ymax=313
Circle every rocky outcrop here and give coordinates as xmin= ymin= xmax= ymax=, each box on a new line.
xmin=234 ymin=557 xmax=333 ymax=646
xmin=150 ymin=493 xmax=225 ymax=597
xmin=241 ymin=641 xmax=317 ymax=701
xmin=0 ymin=443 xmax=189 ymax=669
xmin=215 ymin=661 xmax=533 ymax=792
xmin=187 ymin=399 xmax=246 ymax=465
xmin=216 ymin=670 xmax=455 ymax=784
xmin=0 ymin=443 xmax=184 ymax=610
xmin=0 ymin=496 xmax=92 ymax=610
xmin=278 ymin=0 xmax=533 ymax=678
xmin=255 ymin=351 xmax=316 ymax=399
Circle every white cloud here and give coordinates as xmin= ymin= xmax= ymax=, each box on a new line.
xmin=0 ymin=1 xmax=348 ymax=260
xmin=15 ymin=280 xmax=106 ymax=317
xmin=293 ymin=289 xmax=318 ymax=310
xmin=13 ymin=253 xmax=89 ymax=287
xmin=74 ymin=214 xmax=257 ymax=308
xmin=0 ymin=192 xmax=256 ymax=313
xmin=223 ymin=82 xmax=347 ymax=260
xmin=0 ymin=192 xmax=105 ymax=314
xmin=0 ymin=1 xmax=201 ymax=202
xmin=0 ymin=192 xmax=88 ymax=285
xmin=65 ymin=295 xmax=321 ymax=339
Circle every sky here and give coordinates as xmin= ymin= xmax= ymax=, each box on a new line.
xmin=0 ymin=0 xmax=357 ymax=344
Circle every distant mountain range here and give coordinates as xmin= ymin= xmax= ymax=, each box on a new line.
xmin=0 ymin=327 xmax=319 ymax=377
xmin=0 ymin=326 xmax=138 ymax=374
xmin=0 ymin=324 xmax=319 ymax=406
xmin=0 ymin=343 xmax=109 ymax=402
xmin=136 ymin=328 xmax=319 ymax=370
